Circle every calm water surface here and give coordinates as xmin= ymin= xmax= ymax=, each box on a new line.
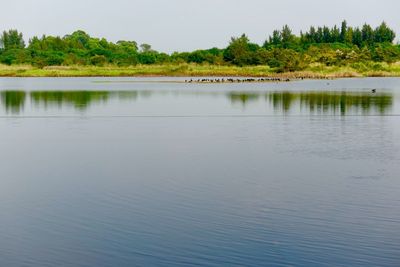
xmin=0 ymin=77 xmax=399 ymax=266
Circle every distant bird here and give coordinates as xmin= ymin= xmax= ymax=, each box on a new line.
xmin=372 ymin=89 xmax=377 ymax=93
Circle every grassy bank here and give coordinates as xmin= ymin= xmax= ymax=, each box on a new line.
xmin=1 ymin=63 xmax=400 ymax=78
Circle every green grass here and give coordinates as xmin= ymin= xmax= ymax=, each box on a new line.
xmin=1 ymin=63 xmax=400 ymax=78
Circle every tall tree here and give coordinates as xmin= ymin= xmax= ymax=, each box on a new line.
xmin=340 ymin=20 xmax=348 ymax=43
xmin=266 ymin=30 xmax=282 ymax=47
xmin=352 ymin=28 xmax=363 ymax=47
xmin=374 ymin=22 xmax=396 ymax=43
xmin=345 ymin=27 xmax=353 ymax=44
xmin=316 ymin=27 xmax=323 ymax=43
xmin=331 ymin=26 xmax=341 ymax=43
xmin=223 ymin=34 xmax=253 ymax=66
xmin=308 ymin=26 xmax=317 ymax=43
xmin=362 ymin=24 xmax=374 ymax=46
xmin=322 ymin=26 xmax=332 ymax=43
xmin=281 ymin=25 xmax=295 ymax=48
xmin=0 ymin=30 xmax=25 ymax=50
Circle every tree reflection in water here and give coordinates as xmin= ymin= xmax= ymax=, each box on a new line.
xmin=0 ymin=91 xmax=26 ymax=114
xmin=0 ymin=90 xmax=393 ymax=115
xmin=229 ymin=91 xmax=393 ymax=115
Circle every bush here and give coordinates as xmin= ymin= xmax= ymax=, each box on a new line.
xmin=90 ymin=55 xmax=107 ymax=66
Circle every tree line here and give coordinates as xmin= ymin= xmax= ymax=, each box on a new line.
xmin=0 ymin=21 xmax=399 ymax=72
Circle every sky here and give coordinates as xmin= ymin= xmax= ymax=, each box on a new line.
xmin=1 ymin=0 xmax=399 ymax=52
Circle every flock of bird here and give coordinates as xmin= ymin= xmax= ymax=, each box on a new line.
xmin=185 ymin=78 xmax=291 ymax=83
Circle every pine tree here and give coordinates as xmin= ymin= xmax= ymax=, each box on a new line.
xmin=340 ymin=20 xmax=348 ymax=42
xmin=362 ymin=24 xmax=374 ymax=46
xmin=374 ymin=22 xmax=396 ymax=43
xmin=352 ymin=28 xmax=363 ymax=47
xmin=281 ymin=25 xmax=295 ymax=48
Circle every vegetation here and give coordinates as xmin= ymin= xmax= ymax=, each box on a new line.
xmin=0 ymin=21 xmax=400 ymax=77
xmin=1 ymin=63 xmax=400 ymax=78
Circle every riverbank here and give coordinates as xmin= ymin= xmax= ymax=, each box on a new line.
xmin=1 ymin=63 xmax=400 ymax=78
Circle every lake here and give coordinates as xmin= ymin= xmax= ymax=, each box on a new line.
xmin=0 ymin=77 xmax=399 ymax=266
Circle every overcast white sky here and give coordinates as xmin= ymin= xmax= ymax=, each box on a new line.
xmin=1 ymin=0 xmax=399 ymax=52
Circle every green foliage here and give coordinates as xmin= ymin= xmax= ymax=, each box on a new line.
xmin=0 ymin=49 xmax=30 ymax=65
xmin=370 ymin=43 xmax=400 ymax=63
xmin=90 ymin=55 xmax=107 ymax=66
xmin=0 ymin=21 xmax=399 ymax=71
xmin=138 ymin=51 xmax=157 ymax=64
xmin=276 ymin=21 xmax=396 ymax=49
xmin=281 ymin=25 xmax=296 ymax=48
xmin=374 ymin=22 xmax=396 ymax=43
xmin=266 ymin=48 xmax=306 ymax=72
xmin=223 ymin=34 xmax=262 ymax=66
xmin=140 ymin=44 xmax=152 ymax=53
xmin=186 ymin=48 xmax=224 ymax=64
xmin=0 ymin=30 xmax=25 ymax=50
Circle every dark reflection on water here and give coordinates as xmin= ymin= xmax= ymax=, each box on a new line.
xmin=0 ymin=91 xmax=138 ymax=113
xmin=0 ymin=90 xmax=394 ymax=115
xmin=229 ymin=91 xmax=393 ymax=115
xmin=267 ymin=91 xmax=393 ymax=115
xmin=31 ymin=91 xmax=139 ymax=110
xmin=229 ymin=93 xmax=260 ymax=105
xmin=0 ymin=91 xmax=26 ymax=114
xmin=31 ymin=91 xmax=111 ymax=110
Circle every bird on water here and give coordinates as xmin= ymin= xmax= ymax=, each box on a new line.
xmin=372 ymin=89 xmax=377 ymax=93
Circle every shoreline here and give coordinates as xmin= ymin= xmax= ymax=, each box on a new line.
xmin=0 ymin=64 xmax=400 ymax=79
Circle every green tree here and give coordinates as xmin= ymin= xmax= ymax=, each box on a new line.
xmin=90 ymin=55 xmax=107 ymax=66
xmin=331 ymin=26 xmax=341 ymax=43
xmin=116 ymin=41 xmax=138 ymax=52
xmin=308 ymin=26 xmax=317 ymax=43
xmin=362 ymin=24 xmax=374 ymax=46
xmin=0 ymin=30 xmax=25 ymax=50
xmin=224 ymin=34 xmax=254 ymax=66
xmin=345 ymin=27 xmax=353 ymax=44
xmin=281 ymin=25 xmax=296 ymax=48
xmin=140 ymin=44 xmax=152 ymax=53
xmin=340 ymin=20 xmax=348 ymax=43
xmin=322 ymin=26 xmax=332 ymax=43
xmin=371 ymin=43 xmax=400 ymax=63
xmin=138 ymin=51 xmax=157 ymax=64
xmin=374 ymin=22 xmax=396 ymax=43
xmin=352 ymin=28 xmax=363 ymax=47
xmin=271 ymin=30 xmax=282 ymax=46
xmin=64 ymin=30 xmax=91 ymax=49
xmin=266 ymin=48 xmax=306 ymax=72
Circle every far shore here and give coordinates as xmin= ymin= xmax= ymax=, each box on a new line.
xmin=1 ymin=63 xmax=400 ymax=79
